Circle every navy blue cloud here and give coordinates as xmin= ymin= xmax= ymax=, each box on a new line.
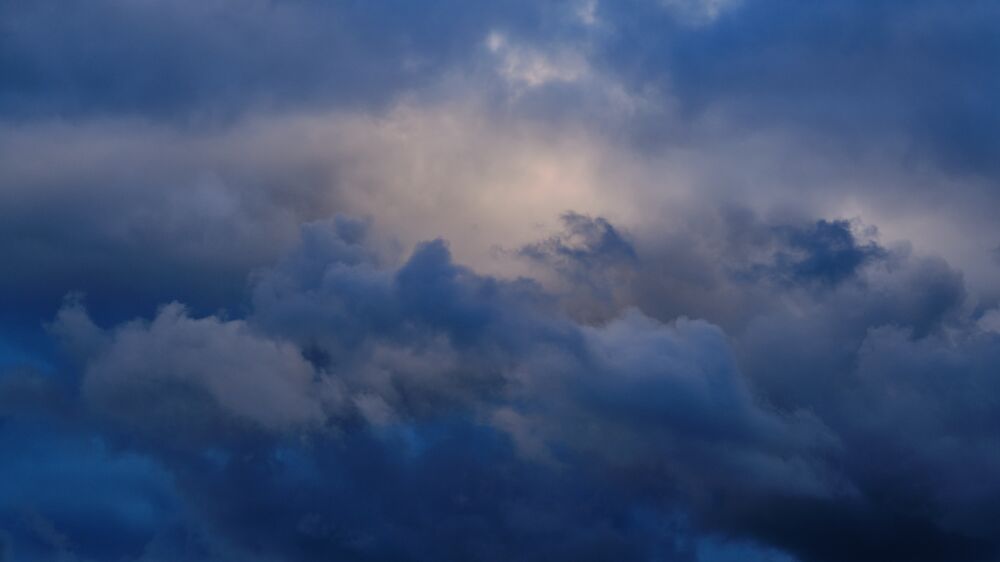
xmin=0 ymin=217 xmax=839 ymax=561
xmin=767 ymin=220 xmax=886 ymax=286
xmin=2 ymin=214 xmax=995 ymax=561
xmin=516 ymin=213 xmax=1000 ymax=561
xmin=0 ymin=421 xmax=198 ymax=561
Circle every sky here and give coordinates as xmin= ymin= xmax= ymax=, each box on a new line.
xmin=2 ymin=1 xmax=1000 ymax=560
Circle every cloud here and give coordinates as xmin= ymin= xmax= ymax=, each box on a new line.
xmin=727 ymin=322 xmax=1000 ymax=562
xmin=3 ymin=217 xmax=846 ymax=560
xmin=3 ymin=210 xmax=1000 ymax=560
xmin=64 ymin=303 xmax=337 ymax=445
xmin=3 ymin=1 xmax=1000 ymax=560
xmin=747 ymin=219 xmax=886 ymax=287
xmin=0 ymin=0 xmax=557 ymax=120
xmin=0 ymin=422 xmax=197 ymax=562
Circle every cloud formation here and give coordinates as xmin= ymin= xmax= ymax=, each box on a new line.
xmin=2 ymin=1 xmax=1000 ymax=560
xmin=0 ymin=213 xmax=992 ymax=560
xmin=25 ymin=218 xmax=823 ymax=560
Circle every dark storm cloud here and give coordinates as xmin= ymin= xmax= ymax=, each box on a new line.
xmin=4 ymin=212 xmax=1000 ymax=560
xmin=514 ymin=212 xmax=1000 ymax=561
xmin=717 ymin=322 xmax=1000 ymax=562
xmin=753 ymin=220 xmax=886 ymax=286
xmin=3 ymin=217 xmax=836 ymax=561
xmin=0 ymin=420 xmax=197 ymax=562
xmin=518 ymin=210 xmax=932 ymax=330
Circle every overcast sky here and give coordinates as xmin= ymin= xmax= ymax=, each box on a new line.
xmin=2 ymin=1 xmax=1000 ymax=561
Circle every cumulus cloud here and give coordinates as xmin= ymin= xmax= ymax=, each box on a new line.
xmin=1 ymin=217 xmax=841 ymax=560
xmin=74 ymin=303 xmax=338 ymax=441
xmin=1 ymin=210 xmax=999 ymax=560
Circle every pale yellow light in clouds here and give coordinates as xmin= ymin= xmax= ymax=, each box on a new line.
xmin=0 ymin=97 xmax=694 ymax=278
xmin=325 ymin=101 xmax=645 ymax=275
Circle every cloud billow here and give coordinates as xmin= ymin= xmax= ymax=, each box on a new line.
xmin=2 ymin=1 xmax=1000 ymax=560
xmin=0 ymin=212 xmax=991 ymax=561
xmin=0 ymin=217 xmax=829 ymax=560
